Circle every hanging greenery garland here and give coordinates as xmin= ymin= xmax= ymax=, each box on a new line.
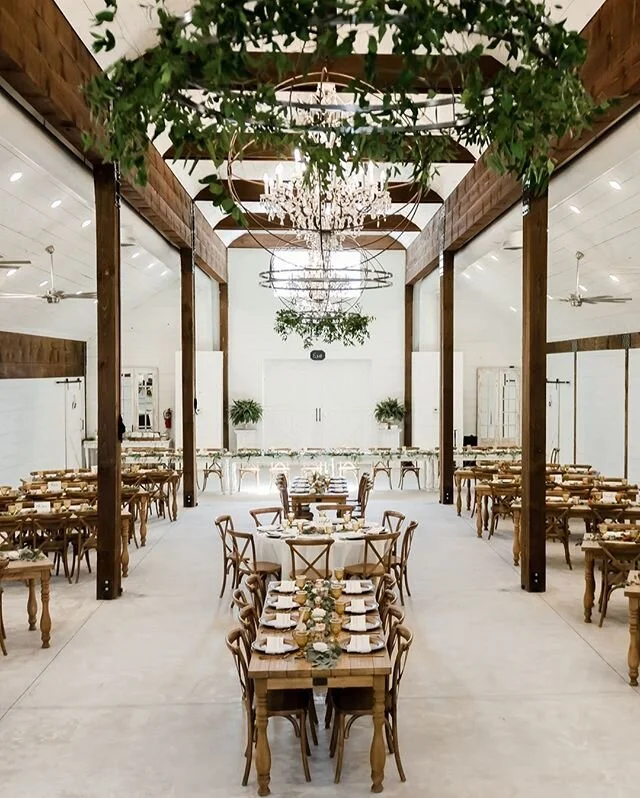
xmin=274 ymin=308 xmax=374 ymax=348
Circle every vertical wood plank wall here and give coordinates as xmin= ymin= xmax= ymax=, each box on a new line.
xmin=0 ymin=331 xmax=85 ymax=379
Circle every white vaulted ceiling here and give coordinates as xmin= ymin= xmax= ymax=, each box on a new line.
xmin=0 ymin=94 xmax=181 ymax=341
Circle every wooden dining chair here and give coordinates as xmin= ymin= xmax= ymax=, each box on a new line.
xmin=226 ymin=627 xmax=312 ymax=786
xmin=330 ymin=625 xmax=414 ymax=783
xmin=598 ymin=541 xmax=640 ymax=626
xmin=285 ymin=538 xmax=334 ymax=579
xmin=215 ymin=514 xmax=239 ymax=598
xmin=398 ymin=460 xmax=420 ymax=489
xmin=201 ymin=458 xmax=223 ymax=492
xmin=228 ymin=528 xmax=281 ymax=585
xmin=0 ymin=561 xmax=7 ymax=655
xmin=344 ymin=531 xmax=400 ymax=579
xmin=249 ymin=507 xmax=283 ymax=528
xmin=245 ymin=573 xmax=266 ymax=617
xmin=372 ymin=459 xmax=393 ymax=490
xmin=390 ymin=521 xmax=418 ymax=604
xmin=232 ymin=588 xmax=250 ymax=614
xmin=382 ymin=510 xmax=406 ymax=533
xmin=314 ymin=503 xmax=357 ymax=520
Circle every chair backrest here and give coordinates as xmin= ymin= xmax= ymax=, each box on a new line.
xmin=383 ymin=604 xmax=406 ymax=655
xmin=399 ymin=520 xmax=418 ymax=566
xmin=228 ymin=529 xmax=258 ymax=576
xmin=285 ymin=538 xmax=334 ymax=578
xmin=358 ymin=475 xmax=373 ymax=515
xmin=382 ymin=510 xmax=406 ymax=533
xmin=215 ymin=514 xmax=235 ymax=558
xmin=226 ymin=627 xmax=254 ymax=706
xmin=278 ymin=482 xmax=290 ymax=514
xmin=315 ymin=503 xmax=356 ymax=519
xmin=400 ymin=460 xmax=417 ymax=469
xmin=389 ymin=625 xmax=414 ymax=703
xmin=249 ymin=506 xmax=283 ymax=528
xmin=238 ymin=604 xmax=259 ymax=642
xmin=361 ymin=531 xmax=400 ymax=574
xmin=549 ymin=447 xmax=560 ymax=464
xmin=232 ymin=588 xmax=250 ymax=613
xmin=599 ymin=541 xmax=640 ymax=576
xmin=245 ymin=573 xmax=266 ymax=616
xmin=379 ymin=589 xmax=399 ymax=626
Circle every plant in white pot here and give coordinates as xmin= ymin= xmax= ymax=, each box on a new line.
xmin=230 ymin=399 xmax=263 ymax=451
xmin=374 ymin=398 xmax=405 ymax=449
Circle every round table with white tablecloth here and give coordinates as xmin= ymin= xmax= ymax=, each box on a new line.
xmin=252 ymin=527 xmax=384 ymax=576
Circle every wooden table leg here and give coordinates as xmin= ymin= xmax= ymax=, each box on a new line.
xmin=466 ymin=478 xmax=472 ymax=512
xmin=172 ymin=478 xmax=178 ymax=521
xmin=628 ymin=595 xmax=640 ymax=686
xmin=40 ymin=572 xmax=51 ymax=649
xmin=254 ymin=679 xmax=271 ymax=796
xmin=121 ymin=518 xmax=130 ymax=578
xmin=140 ymin=494 xmax=149 ymax=547
xmin=483 ymin=495 xmax=489 ymax=531
xmin=513 ymin=511 xmax=521 ymax=566
xmin=583 ymin=550 xmax=595 ymax=623
xmin=476 ymin=498 xmax=483 ymax=538
xmin=456 ymin=476 xmax=462 ymax=516
xmin=370 ymin=674 xmax=386 ymax=793
xmin=27 ymin=578 xmax=37 ymax=630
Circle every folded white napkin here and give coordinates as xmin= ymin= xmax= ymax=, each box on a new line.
xmin=349 ymin=599 xmax=366 ymax=614
xmin=265 ymin=636 xmax=286 ymax=654
xmin=345 ymin=580 xmax=363 ymax=594
xmin=278 ymin=581 xmax=296 ymax=592
xmin=275 ymin=596 xmax=294 ymax=609
xmin=347 ymin=635 xmax=371 ymax=653
xmin=259 ymin=524 xmax=281 ymax=533
xmin=49 ymin=481 xmax=62 ymax=492
xmin=350 ymin=615 xmax=367 ymax=632
xmin=602 ymin=491 xmax=617 ymax=503
xmin=274 ymin=613 xmax=292 ymax=628
xmin=34 ymin=502 xmax=51 ymax=513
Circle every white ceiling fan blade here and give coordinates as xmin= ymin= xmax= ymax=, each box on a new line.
xmin=59 ymin=291 xmax=97 ymax=300
xmin=0 ymin=261 xmax=31 ymax=267
xmin=0 ymin=292 xmax=44 ymax=299
xmin=581 ymin=296 xmax=632 ymax=304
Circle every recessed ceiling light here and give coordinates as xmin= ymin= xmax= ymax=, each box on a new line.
xmin=161 ymin=269 xmax=169 ymax=276
xmin=609 ymin=180 xmax=622 ymax=191
xmin=81 ymin=219 xmax=92 ymax=228
xmin=131 ymin=252 xmax=140 ymax=259
xmin=490 ymin=254 xmax=499 ymax=262
xmin=94 ymin=299 xmax=98 ymax=305
xmin=75 ymin=290 xmax=82 ymax=295
xmin=147 ymin=262 xmax=155 ymax=269
xmin=9 ymin=171 xmax=22 ymax=183
xmin=39 ymin=280 xmax=48 ymax=287
xmin=474 ymin=263 xmax=484 ymax=271
xmin=569 ymin=205 xmax=581 ymax=214
xmin=579 ymin=284 xmax=588 ymax=292
xmin=609 ymin=274 xmax=620 ymax=283
xmin=50 ymin=199 xmax=62 ymax=209
xmin=462 ymin=272 xmax=471 ymax=280
xmin=509 ymin=306 xmax=518 ymax=313
xmin=6 ymin=268 xmax=16 ymax=277
xmin=547 ymin=294 xmax=553 ymax=300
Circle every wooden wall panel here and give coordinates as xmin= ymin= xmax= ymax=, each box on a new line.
xmin=0 ymin=331 xmax=85 ymax=379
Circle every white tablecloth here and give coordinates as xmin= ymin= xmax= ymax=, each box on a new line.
xmin=254 ymin=531 xmax=372 ymax=574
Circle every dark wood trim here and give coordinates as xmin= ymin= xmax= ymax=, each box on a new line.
xmin=548 ymin=332 xmax=640 ymax=354
xmin=229 ymin=232 xmax=405 ymax=251
xmin=219 ymin=282 xmax=230 ymax=450
xmin=180 ymin=247 xmax=197 ymax=507
xmin=403 ymin=284 xmax=413 ymax=447
xmin=573 ymin=349 xmax=578 ymax=463
xmin=439 ymin=250 xmax=454 ymax=504
xmin=0 ymin=331 xmax=85 ymax=379
xmin=521 ymin=190 xmax=548 ymax=593
xmin=407 ymin=0 xmax=640 ymax=283
xmin=624 ymin=342 xmax=630 ymax=478
xmin=214 ymin=213 xmax=419 ymax=233
xmin=94 ymin=163 xmax=122 ymax=601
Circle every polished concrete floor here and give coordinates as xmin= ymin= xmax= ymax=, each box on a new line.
xmin=1 ymin=490 xmax=639 ymax=797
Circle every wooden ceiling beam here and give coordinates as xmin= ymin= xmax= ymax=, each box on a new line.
xmin=229 ymin=232 xmax=405 ymax=250
xmin=406 ymin=0 xmax=640 ymax=284
xmin=165 ymin=138 xmax=475 ymax=164
xmin=215 ymin=213 xmax=419 ymax=232
xmin=195 ymin=179 xmax=442 ymax=205
xmin=0 ymin=0 xmax=225 ymax=282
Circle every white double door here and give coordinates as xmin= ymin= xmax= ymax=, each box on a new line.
xmin=262 ymin=359 xmax=373 ymax=449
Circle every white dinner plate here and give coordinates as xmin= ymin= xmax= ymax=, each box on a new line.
xmin=342 ymin=580 xmax=374 ymax=594
xmin=260 ymin=616 xmax=298 ymax=630
xmin=345 ymin=600 xmax=378 ymax=614
xmin=340 ymin=636 xmax=385 ymax=653
xmin=342 ymin=617 xmax=381 ymax=632
xmin=252 ymin=638 xmax=299 ymax=654
xmin=265 ymin=596 xmax=299 ymax=610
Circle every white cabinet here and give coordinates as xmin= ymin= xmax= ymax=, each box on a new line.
xmin=412 ymin=352 xmax=464 ymax=449
xmin=476 ymin=367 xmax=521 ymax=446
xmin=174 ymin=351 xmax=224 ymax=449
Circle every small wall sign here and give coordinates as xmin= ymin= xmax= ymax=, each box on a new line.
xmin=310 ymin=350 xmax=326 ymax=361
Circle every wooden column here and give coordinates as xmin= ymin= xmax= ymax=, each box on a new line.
xmin=180 ymin=247 xmax=197 ymax=507
xmin=94 ymin=163 xmax=122 ymax=601
xmin=624 ymin=338 xmax=630 ymax=478
xmin=404 ymin=284 xmax=413 ymax=446
xmin=521 ymin=189 xmax=549 ymax=592
xmin=220 ymin=283 xmax=229 ymax=450
xmin=439 ymin=250 xmax=454 ymax=504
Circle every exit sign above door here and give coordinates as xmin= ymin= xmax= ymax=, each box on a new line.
xmin=310 ymin=350 xmax=326 ymax=361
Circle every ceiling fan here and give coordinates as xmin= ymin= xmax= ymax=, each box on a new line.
xmin=0 ymin=255 xmax=31 ymax=269
xmin=0 ymin=245 xmax=96 ymax=304
xmin=555 ymin=251 xmax=632 ymax=307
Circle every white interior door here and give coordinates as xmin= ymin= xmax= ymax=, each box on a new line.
xmin=63 ymin=378 xmax=85 ymax=469
xmin=317 ymin=360 xmax=372 ymax=448
xmin=412 ymin=352 xmax=464 ymax=449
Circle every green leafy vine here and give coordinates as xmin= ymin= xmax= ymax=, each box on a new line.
xmin=274 ymin=308 xmax=373 ymax=348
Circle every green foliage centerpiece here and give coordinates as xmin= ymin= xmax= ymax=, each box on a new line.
xmin=295 ymin=578 xmax=345 ymax=667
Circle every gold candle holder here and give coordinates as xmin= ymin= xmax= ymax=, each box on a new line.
xmin=299 ymin=607 xmax=311 ymax=623
xmin=330 ymin=617 xmax=342 ymax=636
xmin=334 ymin=567 xmax=344 ymax=581
xmin=330 ymin=584 xmax=343 ymax=599
xmin=293 ymin=628 xmax=309 ymax=648
xmin=335 ymin=600 xmax=346 ymax=616
xmin=295 ymin=575 xmax=306 ymax=590
xmin=294 ymin=590 xmax=307 ymax=606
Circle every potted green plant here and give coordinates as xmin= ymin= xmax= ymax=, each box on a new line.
xmin=230 ymin=399 xmax=263 ymax=451
xmin=374 ymin=398 xmax=405 ymax=449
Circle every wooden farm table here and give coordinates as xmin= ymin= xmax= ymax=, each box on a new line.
xmin=624 ymin=583 xmax=640 ymax=686
xmin=289 ymin=491 xmax=349 ymax=518
xmin=248 ymin=614 xmax=391 ymax=795
xmin=122 ymin=469 xmax=181 ymax=522
xmin=473 ymin=482 xmax=520 ymax=537
xmin=1 ymin=559 xmax=53 ymax=648
xmin=512 ymin=503 xmax=640 ymax=568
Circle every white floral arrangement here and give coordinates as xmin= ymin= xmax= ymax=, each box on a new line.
xmin=309 ymin=471 xmax=330 ymax=494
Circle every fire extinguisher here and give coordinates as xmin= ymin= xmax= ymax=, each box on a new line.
xmin=163 ymin=408 xmax=172 ymax=430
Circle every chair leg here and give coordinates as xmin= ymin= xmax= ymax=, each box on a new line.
xmin=299 ymin=712 xmax=311 ymax=782
xmin=0 ymin=588 xmax=7 ymax=655
xmin=242 ymin=706 xmax=254 ymax=786
xmin=389 ymin=710 xmax=406 ymax=782
xmin=308 ymin=695 xmax=319 ymax=745
xmin=562 ymin=532 xmax=573 ymax=570
xmin=324 ymin=690 xmax=334 ymax=729
xmin=397 ymin=567 xmax=405 ymax=605
xmin=219 ymin=558 xmax=229 ymax=599
xmin=334 ymin=713 xmax=346 ymax=783
xmin=404 ymin=565 xmax=412 ymax=598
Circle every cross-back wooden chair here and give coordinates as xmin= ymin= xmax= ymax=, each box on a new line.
xmin=390 ymin=520 xmax=418 ymax=604
xmin=398 ymin=460 xmax=420 ymax=489
xmin=201 ymin=457 xmax=223 ymax=492
xmin=330 ymin=625 xmax=414 ymax=783
xmin=285 ymin=538 xmax=334 ymax=579
xmin=372 ymin=458 xmax=393 ymax=490
xmin=344 ymin=531 xmax=400 ymax=579
xmin=226 ymin=627 xmax=312 ymax=786
xmin=228 ymin=528 xmax=281 ymax=585
xmin=375 ymin=572 xmax=397 ymax=606
xmin=215 ymin=514 xmax=238 ymax=598
xmin=314 ymin=503 xmax=357 ymax=520
xmin=382 ymin=510 xmax=406 ymax=534
xmin=238 ymin=604 xmax=260 ymax=643
xmin=245 ymin=573 xmax=266 ymax=617
xmin=249 ymin=507 xmax=283 ymax=528
xmin=599 ymin=540 xmax=640 ymax=627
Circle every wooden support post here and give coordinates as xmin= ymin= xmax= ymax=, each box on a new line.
xmin=521 ymin=189 xmax=548 ymax=592
xmin=94 ymin=163 xmax=122 ymax=601
xmin=439 ymin=250 xmax=454 ymax=504
xmin=404 ymin=285 xmax=413 ymax=447
xmin=180 ymin=247 xmax=196 ymax=507
xmin=220 ymin=283 xmax=229 ymax=450
xmin=624 ymin=339 xmax=630 ymax=478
